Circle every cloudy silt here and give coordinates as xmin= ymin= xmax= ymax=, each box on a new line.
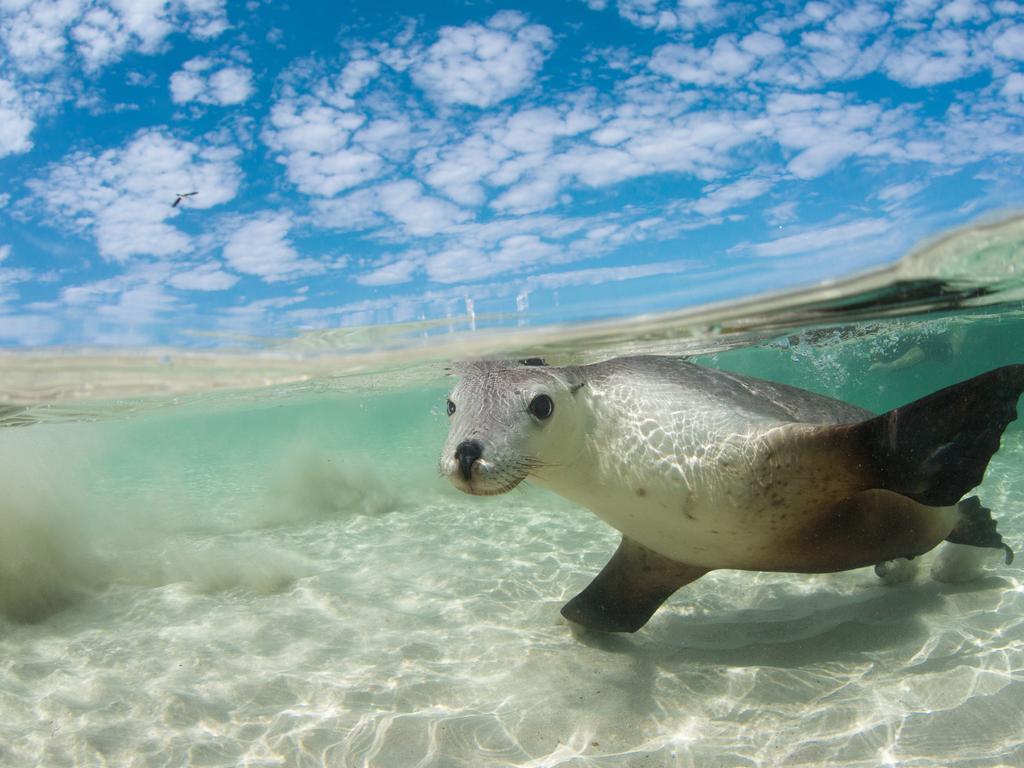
xmin=0 ymin=0 xmax=1021 ymax=346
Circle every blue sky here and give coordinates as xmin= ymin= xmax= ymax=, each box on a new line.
xmin=1 ymin=0 xmax=1023 ymax=346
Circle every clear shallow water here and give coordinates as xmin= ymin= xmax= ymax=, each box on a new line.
xmin=2 ymin=218 xmax=1024 ymax=767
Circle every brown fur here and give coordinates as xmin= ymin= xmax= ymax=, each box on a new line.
xmin=769 ymin=489 xmax=957 ymax=573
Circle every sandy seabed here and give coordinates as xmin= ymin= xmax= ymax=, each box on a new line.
xmin=1 ymin=420 xmax=1022 ymax=768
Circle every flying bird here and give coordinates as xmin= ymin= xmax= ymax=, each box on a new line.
xmin=172 ymin=191 xmax=198 ymax=208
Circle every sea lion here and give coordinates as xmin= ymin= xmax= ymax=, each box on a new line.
xmin=439 ymin=356 xmax=1022 ymax=633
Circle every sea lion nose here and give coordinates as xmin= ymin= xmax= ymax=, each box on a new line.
xmin=454 ymin=440 xmax=483 ymax=481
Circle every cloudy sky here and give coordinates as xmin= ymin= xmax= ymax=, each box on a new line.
xmin=1 ymin=0 xmax=1022 ymax=346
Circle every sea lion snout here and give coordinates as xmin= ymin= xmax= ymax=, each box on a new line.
xmin=454 ymin=440 xmax=483 ymax=481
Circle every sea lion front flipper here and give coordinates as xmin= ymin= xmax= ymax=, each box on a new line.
xmin=561 ymin=537 xmax=708 ymax=633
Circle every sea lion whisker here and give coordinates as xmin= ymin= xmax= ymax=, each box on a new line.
xmin=519 ymin=454 xmax=557 ymax=468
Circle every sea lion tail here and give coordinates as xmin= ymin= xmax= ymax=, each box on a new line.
xmin=854 ymin=364 xmax=1024 ymax=507
xmin=946 ymin=496 xmax=1014 ymax=564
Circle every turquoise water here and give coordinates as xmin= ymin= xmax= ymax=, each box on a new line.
xmin=2 ymin=219 xmax=1024 ymax=766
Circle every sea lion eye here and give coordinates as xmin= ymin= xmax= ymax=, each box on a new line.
xmin=446 ymin=399 xmax=456 ymax=416
xmin=529 ymin=394 xmax=554 ymax=420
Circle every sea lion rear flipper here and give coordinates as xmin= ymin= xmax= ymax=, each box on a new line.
xmin=946 ymin=496 xmax=1014 ymax=564
xmin=561 ymin=537 xmax=708 ymax=633
xmin=810 ymin=365 xmax=1024 ymax=507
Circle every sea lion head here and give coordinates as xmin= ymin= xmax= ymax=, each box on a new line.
xmin=440 ymin=359 xmax=586 ymax=496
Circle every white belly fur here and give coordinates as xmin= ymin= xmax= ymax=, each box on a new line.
xmin=532 ymin=436 xmax=790 ymax=569
xmin=528 ymin=385 xmax=875 ymax=570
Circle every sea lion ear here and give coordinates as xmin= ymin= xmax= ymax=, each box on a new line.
xmin=554 ymin=366 xmax=585 ymax=393
xmin=448 ymin=360 xmax=476 ymax=377
xmin=519 ymin=357 xmax=547 ymax=366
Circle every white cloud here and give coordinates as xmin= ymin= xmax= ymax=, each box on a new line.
xmin=0 ymin=77 xmax=34 ymax=157
xmin=311 ymin=190 xmax=385 ymax=233
xmin=30 ymin=129 xmax=241 ymax=261
xmin=264 ymin=8 xmax=998 ymax=228
xmin=494 ymin=104 xmax=600 ymax=156
xmin=316 ymin=179 xmax=471 ymax=237
xmin=419 ymin=90 xmax=766 ymax=216
xmin=602 ymin=111 xmax=756 ymax=181
xmin=1003 ymin=72 xmax=1024 ymax=98
xmin=355 ymin=257 xmax=422 ymax=286
xmin=95 ymin=282 xmax=178 ymax=326
xmin=212 ymin=294 xmax=307 ymax=336
xmin=339 ymin=58 xmax=381 ymax=95
xmin=343 ymin=207 xmax=657 ymax=287
xmin=787 ymin=141 xmax=861 ymax=179
xmin=263 ymin=91 xmax=385 ymax=196
xmin=168 ymin=261 xmax=239 ymax=290
xmin=420 ymin=130 xmax=510 ymax=207
xmin=179 ymin=0 xmax=230 ymax=39
xmin=649 ymin=37 xmax=758 ymax=86
xmin=617 ymin=0 xmax=721 ymax=31
xmin=222 ymin=212 xmax=325 ymax=282
xmin=411 ymin=11 xmax=554 ymax=108
xmin=884 ymin=28 xmax=975 ymax=86
xmin=491 ymin=173 xmax=564 ymax=213
xmin=763 ymin=200 xmax=799 ymax=225
xmin=62 ymin=276 xmax=123 ymax=307
xmin=373 ymin=179 xmax=471 ymax=235
xmin=171 ymin=58 xmax=254 ymax=106
xmin=751 ymin=218 xmax=892 ymax=257
xmin=740 ymin=30 xmax=786 ymax=58
xmin=170 ymin=67 xmax=204 ymax=103
xmin=795 ymin=7 xmax=891 ymax=87
xmin=209 ymin=66 xmax=253 ymax=104
xmin=877 ymin=180 xmax=925 ymax=203
xmin=0 ymin=313 xmax=61 ymax=345
xmin=0 ymin=255 xmax=34 ymax=311
xmin=691 ymin=177 xmax=773 ymax=216
xmin=767 ymin=92 xmax=901 ymax=179
xmin=426 ymin=233 xmax=561 ymax=283
xmin=60 ymin=262 xmax=166 ymax=302
xmin=523 ymin=257 xmax=695 ymax=290
xmin=897 ymin=104 xmax=1024 ymax=166
xmin=937 ymin=0 xmax=991 ymax=24
xmin=71 ymin=5 xmax=153 ymax=73
xmin=52 ymin=261 xmax=194 ymax=344
xmin=263 ymin=46 xmax=449 ymax=200
xmin=0 ymin=0 xmax=84 ymax=75
xmin=639 ymin=4 xmax=1002 ymax=94
xmin=415 ymin=105 xmax=598 ymax=208
xmin=0 ymin=0 xmax=229 ymax=76
xmin=417 ymin=102 xmax=601 ymax=212
xmin=993 ymin=24 xmax=1024 ymax=60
